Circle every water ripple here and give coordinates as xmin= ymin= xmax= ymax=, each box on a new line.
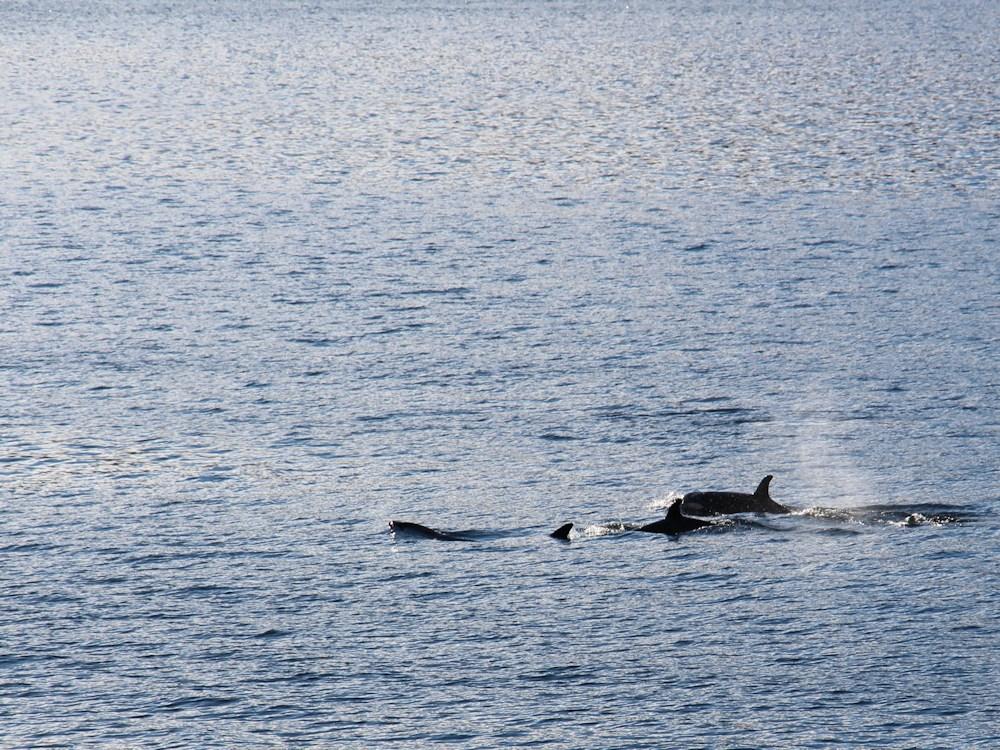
xmin=0 ymin=1 xmax=997 ymax=748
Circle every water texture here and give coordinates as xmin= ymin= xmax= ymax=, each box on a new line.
xmin=1 ymin=1 xmax=998 ymax=747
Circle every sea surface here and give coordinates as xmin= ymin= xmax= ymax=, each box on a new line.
xmin=1 ymin=1 xmax=998 ymax=747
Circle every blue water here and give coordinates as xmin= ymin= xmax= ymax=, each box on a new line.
xmin=2 ymin=1 xmax=998 ymax=747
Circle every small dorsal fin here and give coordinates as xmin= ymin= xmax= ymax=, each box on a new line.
xmin=754 ymin=475 xmax=773 ymax=499
xmin=550 ymin=523 xmax=573 ymax=540
xmin=666 ymin=498 xmax=682 ymax=519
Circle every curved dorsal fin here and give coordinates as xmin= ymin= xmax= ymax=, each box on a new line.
xmin=754 ymin=475 xmax=773 ymax=499
xmin=550 ymin=523 xmax=573 ymax=540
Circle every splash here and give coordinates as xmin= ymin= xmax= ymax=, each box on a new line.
xmin=789 ymin=388 xmax=881 ymax=508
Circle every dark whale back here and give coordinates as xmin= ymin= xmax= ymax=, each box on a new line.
xmin=388 ymin=520 xmax=473 ymax=541
xmin=680 ymin=474 xmax=790 ymax=516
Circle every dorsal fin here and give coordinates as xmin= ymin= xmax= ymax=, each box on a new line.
xmin=666 ymin=499 xmax=682 ymax=520
xmin=754 ymin=475 xmax=773 ymax=499
xmin=550 ymin=523 xmax=573 ymax=540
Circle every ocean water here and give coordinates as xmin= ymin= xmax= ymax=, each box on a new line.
xmin=1 ymin=1 xmax=998 ymax=747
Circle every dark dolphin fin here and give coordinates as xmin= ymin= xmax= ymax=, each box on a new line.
xmin=639 ymin=499 xmax=713 ymax=534
xmin=754 ymin=475 xmax=773 ymax=499
xmin=550 ymin=523 xmax=573 ymax=540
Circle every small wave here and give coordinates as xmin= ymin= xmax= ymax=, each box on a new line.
xmin=0 ymin=542 xmax=61 ymax=554
xmin=814 ymin=526 xmax=865 ymax=537
xmin=648 ymin=492 xmax=685 ymax=510
xmin=400 ymin=286 xmax=472 ymax=297
xmin=185 ymin=472 xmax=233 ymax=483
xmin=579 ymin=522 xmax=627 ymax=538
xmin=519 ymin=664 xmax=594 ymax=683
xmin=163 ymin=695 xmax=241 ymax=712
xmin=0 ymin=653 xmax=68 ymax=667
xmin=802 ymin=504 xmax=976 ymax=527
xmin=539 ymin=432 xmax=578 ymax=442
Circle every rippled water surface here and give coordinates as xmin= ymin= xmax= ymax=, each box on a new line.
xmin=2 ymin=1 xmax=998 ymax=747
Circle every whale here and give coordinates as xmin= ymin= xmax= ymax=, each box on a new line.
xmin=679 ymin=475 xmax=790 ymax=516
xmin=637 ymin=498 xmax=715 ymax=533
xmin=392 ymin=520 xmax=579 ymax=542
xmin=388 ymin=520 xmax=474 ymax=541
xmin=550 ymin=499 xmax=714 ymax=539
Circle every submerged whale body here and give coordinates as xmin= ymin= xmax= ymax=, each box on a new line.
xmin=388 ymin=520 xmax=474 ymax=541
xmin=392 ymin=520 xmax=579 ymax=542
xmin=550 ymin=500 xmax=714 ymax=539
xmin=680 ymin=475 xmax=790 ymax=516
